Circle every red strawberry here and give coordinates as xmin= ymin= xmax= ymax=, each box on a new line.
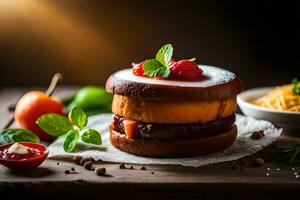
xmin=169 ymin=60 xmax=203 ymax=81
xmin=132 ymin=61 xmax=145 ymax=76
xmin=169 ymin=58 xmax=176 ymax=66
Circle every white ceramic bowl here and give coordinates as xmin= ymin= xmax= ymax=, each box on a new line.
xmin=237 ymin=87 xmax=300 ymax=130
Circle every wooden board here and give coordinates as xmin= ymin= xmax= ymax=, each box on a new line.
xmin=0 ymin=87 xmax=300 ymax=200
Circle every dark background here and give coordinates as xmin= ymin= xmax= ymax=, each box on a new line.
xmin=0 ymin=0 xmax=299 ymax=88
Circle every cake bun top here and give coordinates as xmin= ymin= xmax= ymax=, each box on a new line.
xmin=106 ymin=65 xmax=243 ymax=101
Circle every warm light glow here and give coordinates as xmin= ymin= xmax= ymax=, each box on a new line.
xmin=0 ymin=0 xmax=21 ymax=8
xmin=0 ymin=0 xmax=115 ymax=73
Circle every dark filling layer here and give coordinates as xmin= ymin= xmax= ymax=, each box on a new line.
xmin=113 ymin=114 xmax=235 ymax=140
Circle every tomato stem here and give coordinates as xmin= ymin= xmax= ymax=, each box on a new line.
xmin=46 ymin=73 xmax=63 ymax=96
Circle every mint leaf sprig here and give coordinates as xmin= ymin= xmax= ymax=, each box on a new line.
xmin=155 ymin=43 xmax=173 ymax=67
xmin=143 ymin=59 xmax=170 ymax=78
xmin=36 ymin=107 xmax=102 ymax=152
xmin=143 ymin=44 xmax=173 ymax=78
xmin=142 ymin=44 xmax=197 ymax=78
xmin=291 ymin=78 xmax=300 ymax=95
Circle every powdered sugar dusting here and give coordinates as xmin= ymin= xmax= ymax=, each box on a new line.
xmin=113 ymin=65 xmax=236 ymax=88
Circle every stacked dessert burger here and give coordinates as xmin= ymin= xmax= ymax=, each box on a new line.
xmin=106 ymin=44 xmax=243 ymax=157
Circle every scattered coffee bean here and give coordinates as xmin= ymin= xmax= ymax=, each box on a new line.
xmin=84 ymin=161 xmax=93 ymax=170
xmin=72 ymin=155 xmax=83 ymax=165
xmin=57 ymin=162 xmax=59 ymax=165
xmin=80 ymin=157 xmax=94 ymax=166
xmin=71 ymin=167 xmax=75 ymax=171
xmin=140 ymin=166 xmax=146 ymax=170
xmin=250 ymin=130 xmax=265 ymax=140
xmin=251 ymin=158 xmax=265 ymax=167
xmin=95 ymin=167 xmax=106 ymax=176
xmin=119 ymin=163 xmax=125 ymax=169
xmin=151 ymin=172 xmax=154 ymax=174
xmin=129 ymin=166 xmax=134 ymax=170
xmin=64 ymin=170 xmax=70 ymax=174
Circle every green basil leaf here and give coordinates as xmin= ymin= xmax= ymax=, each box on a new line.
xmin=155 ymin=44 xmax=173 ymax=66
xmin=36 ymin=114 xmax=72 ymax=136
xmin=81 ymin=129 xmax=102 ymax=145
xmin=63 ymin=129 xmax=79 ymax=152
xmin=69 ymin=107 xmax=87 ymax=129
xmin=0 ymin=128 xmax=40 ymax=145
xmin=143 ymin=59 xmax=169 ymax=78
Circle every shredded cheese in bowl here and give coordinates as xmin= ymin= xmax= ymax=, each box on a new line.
xmin=252 ymin=81 xmax=300 ymax=112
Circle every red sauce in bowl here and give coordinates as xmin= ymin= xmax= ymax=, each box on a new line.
xmin=0 ymin=142 xmax=48 ymax=170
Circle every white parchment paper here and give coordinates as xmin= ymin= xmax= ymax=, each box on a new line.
xmin=48 ymin=114 xmax=282 ymax=167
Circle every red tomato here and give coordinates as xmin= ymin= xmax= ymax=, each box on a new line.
xmin=15 ymin=91 xmax=65 ymax=141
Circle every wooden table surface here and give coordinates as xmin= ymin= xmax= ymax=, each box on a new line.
xmin=0 ymin=87 xmax=300 ymax=200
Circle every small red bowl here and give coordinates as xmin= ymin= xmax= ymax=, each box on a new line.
xmin=0 ymin=142 xmax=48 ymax=171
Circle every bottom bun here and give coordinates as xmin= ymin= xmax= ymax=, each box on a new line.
xmin=110 ymin=125 xmax=237 ymax=157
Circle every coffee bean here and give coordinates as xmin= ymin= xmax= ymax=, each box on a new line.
xmin=72 ymin=155 xmax=83 ymax=165
xmin=140 ymin=166 xmax=146 ymax=170
xmin=250 ymin=130 xmax=265 ymax=140
xmin=80 ymin=157 xmax=94 ymax=166
xmin=64 ymin=170 xmax=70 ymax=174
xmin=84 ymin=161 xmax=93 ymax=170
xmin=119 ymin=163 xmax=125 ymax=169
xmin=95 ymin=167 xmax=106 ymax=176
xmin=71 ymin=167 xmax=75 ymax=171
